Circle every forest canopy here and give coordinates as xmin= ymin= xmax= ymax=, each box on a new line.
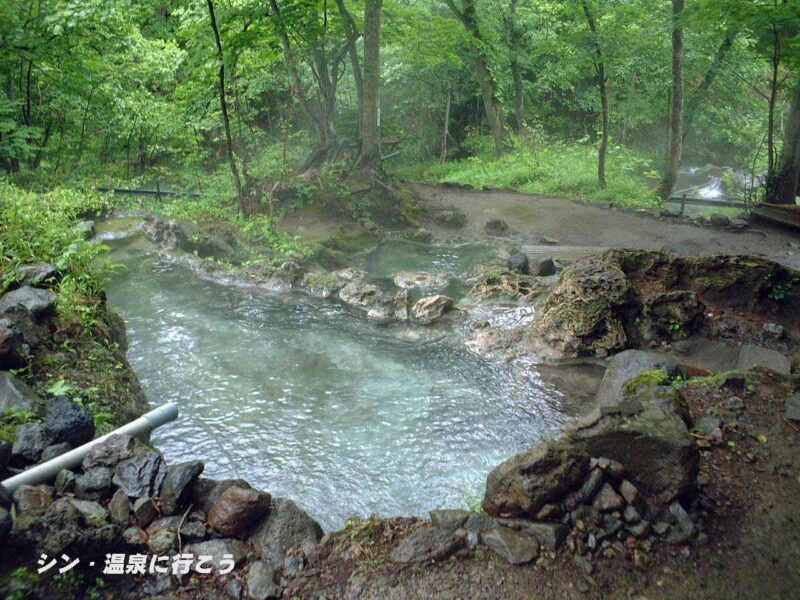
xmin=2 ymin=0 xmax=800 ymax=212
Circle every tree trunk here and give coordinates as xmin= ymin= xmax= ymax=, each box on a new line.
xmin=357 ymin=0 xmax=382 ymax=170
xmin=766 ymin=26 xmax=780 ymax=192
xmin=207 ymin=0 xmax=256 ymax=216
xmin=658 ymin=0 xmax=685 ymax=201
xmin=335 ymin=0 xmax=364 ymax=136
xmin=441 ymin=85 xmax=451 ymax=162
xmin=769 ymin=80 xmax=800 ymax=205
xmin=581 ymin=0 xmax=609 ymax=189
xmin=499 ymin=0 xmax=524 ymax=134
xmin=445 ymin=0 xmax=509 ymax=151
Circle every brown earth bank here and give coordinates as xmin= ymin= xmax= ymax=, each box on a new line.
xmin=2 ymin=186 xmax=800 ymax=600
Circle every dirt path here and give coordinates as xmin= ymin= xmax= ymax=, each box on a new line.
xmin=415 ymin=184 xmax=800 ymax=269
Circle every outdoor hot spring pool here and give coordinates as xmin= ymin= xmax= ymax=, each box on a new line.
xmin=106 ymin=244 xmax=567 ymax=531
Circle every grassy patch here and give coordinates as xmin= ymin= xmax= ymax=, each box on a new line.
xmin=395 ymin=138 xmax=659 ymax=208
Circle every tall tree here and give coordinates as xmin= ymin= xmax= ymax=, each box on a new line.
xmin=659 ymin=0 xmax=685 ymax=201
xmin=357 ymin=0 xmax=383 ymax=170
xmin=498 ymin=0 xmax=525 ymax=135
xmin=768 ymin=79 xmax=800 ymax=204
xmin=581 ymin=0 xmax=609 ymax=189
xmin=207 ymin=0 xmax=257 ymax=216
xmin=335 ymin=0 xmax=364 ymax=136
xmin=444 ymin=0 xmax=510 ymax=151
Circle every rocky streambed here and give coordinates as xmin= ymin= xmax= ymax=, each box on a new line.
xmin=1 ymin=210 xmax=799 ymax=599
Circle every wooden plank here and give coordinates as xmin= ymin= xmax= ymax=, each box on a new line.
xmin=666 ymin=195 xmax=747 ymax=209
xmin=96 ymin=187 xmax=202 ymax=198
xmin=521 ymin=245 xmax=611 ymax=260
xmin=752 ymin=204 xmax=800 ymax=230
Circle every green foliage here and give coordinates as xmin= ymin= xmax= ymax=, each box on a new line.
xmin=0 ymin=182 xmax=115 ymax=327
xmin=2 ymin=566 xmax=40 ymax=600
xmin=398 ymin=135 xmax=659 ymax=208
xmin=0 ymin=408 xmax=38 ymax=443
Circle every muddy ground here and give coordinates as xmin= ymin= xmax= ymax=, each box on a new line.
xmin=414 ymin=184 xmax=800 ymax=270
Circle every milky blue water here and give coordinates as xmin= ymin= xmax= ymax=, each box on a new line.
xmin=107 ymin=247 xmax=566 ymax=530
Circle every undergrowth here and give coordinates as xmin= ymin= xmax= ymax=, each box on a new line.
xmin=396 ymin=134 xmax=659 ymax=208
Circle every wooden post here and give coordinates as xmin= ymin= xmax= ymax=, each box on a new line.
xmin=680 ymin=193 xmax=686 ymax=216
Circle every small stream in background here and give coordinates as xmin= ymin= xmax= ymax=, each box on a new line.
xmin=106 ymin=239 xmax=568 ymax=530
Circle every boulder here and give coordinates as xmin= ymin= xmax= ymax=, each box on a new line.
xmin=82 ymin=434 xmax=138 ymax=471
xmin=15 ymin=264 xmax=58 ymax=288
xmin=709 ymin=213 xmax=731 ymax=229
xmin=484 ymin=219 xmax=509 ymax=236
xmin=411 ymin=295 xmax=453 ymax=324
xmin=45 ymin=396 xmax=95 ymax=447
xmin=0 ymin=286 xmax=57 ymax=322
xmin=430 ymin=509 xmax=470 ymax=532
xmin=75 ymin=467 xmax=113 ymax=501
xmin=572 ymin=387 xmax=698 ymax=506
xmin=338 ymin=280 xmax=382 ymax=310
xmin=160 ymin=460 xmax=204 ymax=515
xmin=0 ymin=506 xmax=10 ymax=538
xmin=13 ymin=485 xmax=54 ymax=515
xmin=787 ymin=394 xmax=800 ymax=421
xmin=108 ymin=489 xmax=130 ymax=525
xmin=531 ymin=257 xmax=557 ymax=277
xmin=247 ymin=497 xmax=323 ymax=567
xmin=737 ymin=344 xmax=791 ymax=377
xmin=209 ymin=486 xmax=271 ymax=537
xmin=68 ymin=499 xmax=109 ymax=523
xmin=0 ymin=372 xmax=45 ymax=416
xmin=186 ymin=538 xmax=248 ymax=573
xmin=10 ymin=497 xmax=117 ymax=557
xmin=495 ymin=520 xmax=568 ymax=550
xmin=390 ymin=527 xmax=465 ymax=563
xmin=528 ymin=256 xmax=640 ymax=358
xmin=40 ymin=442 xmax=73 ymax=462
xmin=191 ymin=477 xmax=252 ymax=514
xmin=12 ymin=423 xmax=51 ymax=464
xmin=0 ymin=307 xmax=47 ymax=349
xmin=507 ymin=253 xmax=529 ymax=275
xmin=247 ymin=561 xmax=281 ymax=600
xmin=132 ymin=497 xmax=158 ymax=527
xmin=0 ymin=440 xmax=10 ymax=472
xmin=112 ymin=446 xmax=167 ymax=498
xmin=392 ymin=272 xmax=448 ymax=290
xmin=0 ymin=326 xmax=26 ymax=369
xmin=55 ymin=469 xmax=77 ymax=495
xmin=482 ymin=440 xmax=590 ymax=518
xmin=595 ymin=350 xmax=680 ymax=409
xmin=432 ymin=208 xmax=467 ymax=229
xmin=480 ymin=526 xmax=539 ymax=565
xmin=591 ymin=483 xmax=624 ymax=512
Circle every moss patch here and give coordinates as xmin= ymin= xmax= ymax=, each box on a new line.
xmin=622 ymin=369 xmax=673 ymax=395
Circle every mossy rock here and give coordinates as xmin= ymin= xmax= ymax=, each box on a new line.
xmin=622 ymin=369 xmax=673 ymax=395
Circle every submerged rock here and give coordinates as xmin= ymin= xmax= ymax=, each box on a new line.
xmin=411 ymin=295 xmax=453 ymax=324
xmin=432 ymin=208 xmax=467 ymax=229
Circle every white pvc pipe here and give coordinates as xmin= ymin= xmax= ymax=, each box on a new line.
xmin=1 ymin=402 xmax=179 ymax=495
